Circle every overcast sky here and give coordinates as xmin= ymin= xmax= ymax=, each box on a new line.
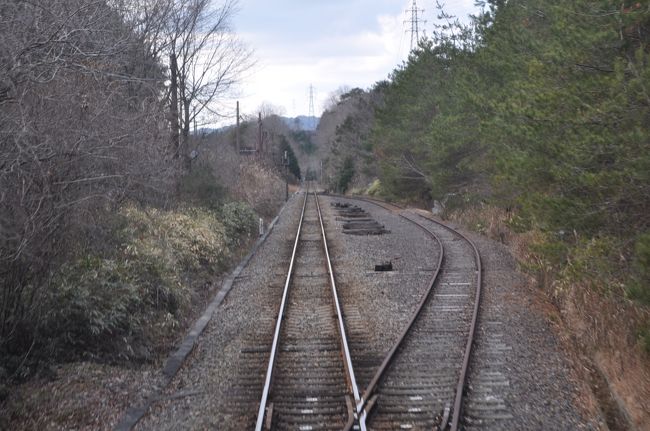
xmin=228 ymin=0 xmax=480 ymax=120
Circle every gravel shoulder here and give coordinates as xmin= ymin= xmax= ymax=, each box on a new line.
xmin=439 ymin=219 xmax=606 ymax=430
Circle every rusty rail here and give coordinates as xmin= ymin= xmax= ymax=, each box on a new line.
xmin=254 ymin=190 xmax=308 ymax=431
xmin=314 ymin=192 xmax=365 ymax=430
xmin=343 ymin=196 xmax=482 ymax=431
xmin=415 ymin=210 xmax=482 ymax=431
xmin=254 ymin=190 xmax=363 ymax=430
xmin=343 ymin=204 xmax=444 ymax=431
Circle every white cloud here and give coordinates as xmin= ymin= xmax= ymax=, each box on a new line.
xmin=234 ymin=11 xmax=406 ymax=120
xmin=221 ymin=1 xmax=479 ymax=124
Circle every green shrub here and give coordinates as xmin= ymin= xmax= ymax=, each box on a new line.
xmin=38 ymin=201 xmax=259 ymax=361
xmin=42 ymin=255 xmax=186 ymax=358
xmin=178 ymin=165 xmax=225 ymax=209
xmin=219 ymin=201 xmax=258 ymax=249
xmin=120 ymin=204 xmax=228 ymax=272
xmin=334 ymin=157 xmax=355 ymax=193
xmin=527 ymin=237 xmax=569 ymax=272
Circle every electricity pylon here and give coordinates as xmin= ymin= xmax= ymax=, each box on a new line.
xmin=406 ymin=0 xmax=426 ymax=50
xmin=308 ymin=84 xmax=316 ymax=130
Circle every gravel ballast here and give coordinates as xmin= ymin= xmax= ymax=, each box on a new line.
xmin=134 ymin=193 xmax=305 ymax=430
xmin=130 ymin=193 xmax=603 ymax=430
xmin=414 ymin=215 xmax=604 ymax=430
xmin=133 ymin=193 xmax=438 ymax=430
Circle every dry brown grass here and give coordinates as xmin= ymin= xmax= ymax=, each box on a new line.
xmin=561 ymin=287 xmax=650 ymax=429
xmin=0 ymin=362 xmax=157 ymax=431
xmin=235 ymin=159 xmax=286 ymax=219
xmin=200 ymin=134 xmax=287 ymax=220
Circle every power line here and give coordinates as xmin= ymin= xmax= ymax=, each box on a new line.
xmin=405 ymin=0 xmax=426 ymax=50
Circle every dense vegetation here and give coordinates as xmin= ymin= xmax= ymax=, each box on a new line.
xmin=291 ymin=130 xmax=316 ymax=155
xmin=333 ymin=157 xmax=355 ymax=193
xmin=279 ymin=136 xmax=302 ymax=180
xmin=0 ymin=0 xmax=254 ymax=379
xmin=41 ymin=193 xmax=256 ymax=366
xmin=319 ymin=87 xmax=383 ymax=192
xmin=372 ymin=0 xmax=649 ymax=347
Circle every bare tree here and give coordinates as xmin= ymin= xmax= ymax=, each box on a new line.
xmin=256 ymin=101 xmax=287 ymax=119
xmin=0 ymin=0 xmax=172 ymax=353
xmin=323 ymin=85 xmax=352 ymax=112
xmin=165 ymin=0 xmax=253 ymax=169
xmin=0 ymin=0 xmax=253 ymax=361
xmin=112 ymin=0 xmax=176 ymax=60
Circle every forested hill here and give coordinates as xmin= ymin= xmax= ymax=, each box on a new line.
xmin=331 ymin=1 xmax=649 ymax=423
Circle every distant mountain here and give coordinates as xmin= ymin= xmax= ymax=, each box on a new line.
xmin=194 ymin=127 xmax=221 ymax=135
xmin=196 ymin=115 xmax=320 ymax=135
xmin=281 ymin=115 xmax=320 ymax=131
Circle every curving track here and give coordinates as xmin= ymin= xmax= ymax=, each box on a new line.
xmin=233 ymin=192 xmax=483 ymax=431
xmin=120 ymin=188 xmax=591 ymax=431
xmin=341 ymin=198 xmax=482 ymax=431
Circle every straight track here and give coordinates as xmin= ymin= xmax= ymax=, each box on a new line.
xmin=254 ymin=192 xmax=363 ymax=430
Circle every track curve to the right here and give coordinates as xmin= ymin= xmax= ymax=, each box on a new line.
xmin=340 ymin=197 xmax=482 ymax=431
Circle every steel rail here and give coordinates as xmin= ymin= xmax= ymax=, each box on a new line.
xmin=341 ymin=196 xmax=482 ymax=431
xmin=343 ymin=205 xmax=445 ymax=431
xmin=314 ymin=192 xmax=365 ymax=431
xmin=254 ymin=191 xmax=308 ymax=431
xmin=254 ymin=190 xmax=363 ymax=430
xmin=414 ymin=211 xmax=482 ymax=431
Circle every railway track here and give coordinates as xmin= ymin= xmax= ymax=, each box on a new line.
xmin=229 ymin=192 xmax=482 ymax=430
xmin=336 ymin=197 xmax=482 ymax=431
xmin=120 ymin=188 xmax=584 ymax=430
xmin=254 ymin=191 xmax=363 ymax=430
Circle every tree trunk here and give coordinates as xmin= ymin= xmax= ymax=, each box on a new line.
xmin=169 ymin=52 xmax=180 ymax=159
xmin=182 ymin=97 xmax=191 ymax=171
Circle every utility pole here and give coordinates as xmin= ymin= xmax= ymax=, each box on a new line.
xmin=257 ymin=112 xmax=262 ymax=154
xmin=308 ymin=84 xmax=316 ymax=130
xmin=283 ymin=150 xmax=289 ymax=201
xmin=169 ymin=53 xmax=180 ymax=159
xmin=406 ymin=0 xmax=426 ymax=51
xmin=236 ymin=101 xmax=240 ymax=153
